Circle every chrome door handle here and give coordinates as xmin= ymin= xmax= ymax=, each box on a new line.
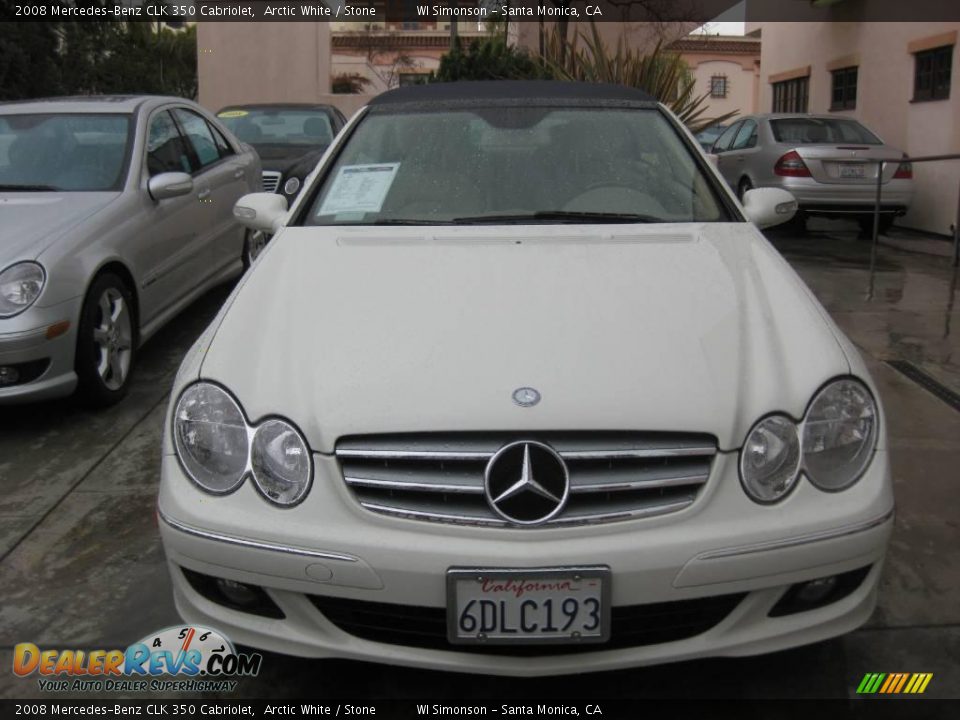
xmin=198 ymin=188 xmax=211 ymax=200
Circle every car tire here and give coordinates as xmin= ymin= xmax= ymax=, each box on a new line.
xmin=243 ymin=230 xmax=269 ymax=270
xmin=781 ymin=208 xmax=808 ymax=233
xmin=75 ymin=273 xmax=136 ymax=408
xmin=738 ymin=178 xmax=753 ymax=201
xmin=858 ymin=215 xmax=894 ymax=236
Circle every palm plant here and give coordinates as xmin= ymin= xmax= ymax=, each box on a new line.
xmin=543 ymin=23 xmax=738 ymax=133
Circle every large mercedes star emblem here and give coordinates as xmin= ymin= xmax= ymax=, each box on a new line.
xmin=484 ymin=441 xmax=569 ymax=526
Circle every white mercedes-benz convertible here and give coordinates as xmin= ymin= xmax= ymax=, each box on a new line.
xmin=158 ymin=81 xmax=892 ymax=676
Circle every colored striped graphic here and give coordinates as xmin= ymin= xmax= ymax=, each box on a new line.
xmin=856 ymin=672 xmax=933 ymax=694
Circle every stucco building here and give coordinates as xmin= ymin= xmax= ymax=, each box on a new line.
xmin=330 ymin=23 xmax=489 ymax=94
xmin=747 ymin=21 xmax=960 ymax=235
xmin=668 ymin=35 xmax=761 ymax=121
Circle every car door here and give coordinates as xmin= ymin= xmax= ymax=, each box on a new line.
xmin=711 ymin=121 xmax=743 ymax=187
xmin=171 ymin=107 xmax=252 ymax=276
xmin=134 ymin=108 xmax=209 ymax=327
xmin=722 ymin=119 xmax=760 ymax=195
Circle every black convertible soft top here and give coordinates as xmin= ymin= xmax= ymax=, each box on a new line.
xmin=369 ymin=80 xmax=656 ymax=106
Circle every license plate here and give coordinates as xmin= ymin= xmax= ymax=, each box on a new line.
xmin=840 ymin=164 xmax=866 ymax=178
xmin=446 ymin=567 xmax=610 ymax=645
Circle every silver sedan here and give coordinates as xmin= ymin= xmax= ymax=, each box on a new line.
xmin=710 ymin=114 xmax=914 ymax=231
xmin=0 ymin=96 xmax=260 ymax=406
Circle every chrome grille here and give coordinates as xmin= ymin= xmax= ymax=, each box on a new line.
xmin=336 ymin=433 xmax=716 ymax=527
xmin=261 ymin=170 xmax=281 ymax=193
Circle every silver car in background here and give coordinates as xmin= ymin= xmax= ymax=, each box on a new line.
xmin=710 ymin=114 xmax=914 ymax=232
xmin=0 ymin=96 xmax=260 ymax=406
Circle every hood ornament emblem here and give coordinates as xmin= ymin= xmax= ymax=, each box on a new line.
xmin=512 ymin=387 xmax=541 ymax=407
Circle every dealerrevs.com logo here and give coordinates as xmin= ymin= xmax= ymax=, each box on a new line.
xmin=13 ymin=626 xmax=262 ymax=693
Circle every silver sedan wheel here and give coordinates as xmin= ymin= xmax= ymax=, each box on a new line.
xmin=92 ymin=288 xmax=133 ymax=391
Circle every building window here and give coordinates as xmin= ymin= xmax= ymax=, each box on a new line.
xmin=710 ymin=75 xmax=728 ymax=99
xmin=398 ymin=73 xmax=431 ymax=86
xmin=830 ymin=67 xmax=858 ymax=110
xmin=913 ymin=45 xmax=953 ymax=101
xmin=772 ymin=76 xmax=809 ymax=113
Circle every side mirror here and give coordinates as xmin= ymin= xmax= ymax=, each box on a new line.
xmin=147 ymin=172 xmax=193 ymax=201
xmin=742 ymin=187 xmax=798 ymax=229
xmin=233 ymin=193 xmax=289 ymax=234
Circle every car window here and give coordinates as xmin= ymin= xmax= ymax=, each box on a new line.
xmin=770 ymin=118 xmax=882 ymax=145
xmin=172 ymin=108 xmax=221 ymax=170
xmin=0 ymin=113 xmax=130 ymax=191
xmin=712 ymin=122 xmax=741 ymax=153
xmin=731 ymin=120 xmax=758 ymax=150
xmin=217 ymin=108 xmax=335 ymax=146
xmin=304 ymin=106 xmax=730 ymax=226
xmin=208 ymin=122 xmax=235 ymax=159
xmin=146 ymin=111 xmax=193 ymax=176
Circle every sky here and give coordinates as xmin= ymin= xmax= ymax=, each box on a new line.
xmin=696 ymin=21 xmax=747 ymax=35
xmin=694 ymin=0 xmax=747 ymax=36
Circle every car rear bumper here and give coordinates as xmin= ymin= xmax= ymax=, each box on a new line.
xmin=158 ymin=448 xmax=893 ymax=675
xmin=771 ymin=178 xmax=914 ymax=215
xmin=0 ymin=299 xmax=80 ymax=404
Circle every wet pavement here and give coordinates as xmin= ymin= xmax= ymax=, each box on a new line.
xmin=1 ymin=221 xmax=958 ymax=701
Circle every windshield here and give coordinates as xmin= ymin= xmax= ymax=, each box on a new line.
xmin=217 ymin=108 xmax=334 ymax=147
xmin=304 ymin=107 xmax=728 ymax=226
xmin=0 ymin=113 xmax=130 ymax=191
xmin=770 ymin=118 xmax=882 ymax=145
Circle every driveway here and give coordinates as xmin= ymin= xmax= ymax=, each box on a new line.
xmin=2 ymin=223 xmax=958 ymax=700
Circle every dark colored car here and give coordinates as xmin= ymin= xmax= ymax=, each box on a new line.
xmin=216 ymin=104 xmax=347 ymax=202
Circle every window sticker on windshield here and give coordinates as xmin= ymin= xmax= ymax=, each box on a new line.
xmin=217 ymin=110 xmax=249 ymax=118
xmin=317 ymin=163 xmax=400 ymax=216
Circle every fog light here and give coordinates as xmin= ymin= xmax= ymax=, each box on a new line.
xmin=769 ymin=566 xmax=871 ymax=617
xmin=180 ymin=567 xmax=285 ymax=619
xmin=0 ymin=366 xmax=19 ymax=386
xmin=216 ymin=578 xmax=261 ymax=606
xmin=794 ymin=576 xmax=838 ymax=604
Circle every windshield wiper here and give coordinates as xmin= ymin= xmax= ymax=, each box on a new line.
xmin=0 ymin=184 xmax=60 ymax=191
xmin=451 ymin=211 xmax=665 ymax=225
xmin=335 ymin=219 xmax=445 ymax=226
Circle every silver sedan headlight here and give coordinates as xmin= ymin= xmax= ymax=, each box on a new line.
xmin=739 ymin=415 xmax=802 ymax=503
xmin=173 ymin=381 xmax=313 ymax=506
xmin=802 ymin=379 xmax=878 ymax=491
xmin=0 ymin=262 xmax=45 ymax=318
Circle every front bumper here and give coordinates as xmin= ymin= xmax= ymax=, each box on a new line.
xmin=0 ymin=298 xmax=81 ymax=404
xmin=158 ymin=450 xmax=893 ymax=676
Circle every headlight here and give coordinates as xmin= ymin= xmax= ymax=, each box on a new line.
xmin=0 ymin=262 xmax=45 ymax=318
xmin=174 ymin=383 xmax=250 ymax=494
xmin=172 ymin=381 xmax=313 ymax=505
xmin=802 ymin=379 xmax=878 ymax=491
xmin=739 ymin=415 xmax=802 ymax=503
xmin=251 ymin=419 xmax=312 ymax=506
xmin=283 ymin=177 xmax=301 ymax=196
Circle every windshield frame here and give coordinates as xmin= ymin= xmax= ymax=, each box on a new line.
xmin=290 ymin=100 xmax=742 ymax=227
xmin=0 ymin=111 xmax=135 ymax=193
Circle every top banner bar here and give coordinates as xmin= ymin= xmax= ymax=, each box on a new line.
xmin=5 ymin=1 xmax=960 ymax=23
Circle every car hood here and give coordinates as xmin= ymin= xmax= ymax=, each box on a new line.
xmin=254 ymin=144 xmax=327 ymax=175
xmin=200 ymin=224 xmax=851 ymax=453
xmin=0 ymin=192 xmax=119 ymax=265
